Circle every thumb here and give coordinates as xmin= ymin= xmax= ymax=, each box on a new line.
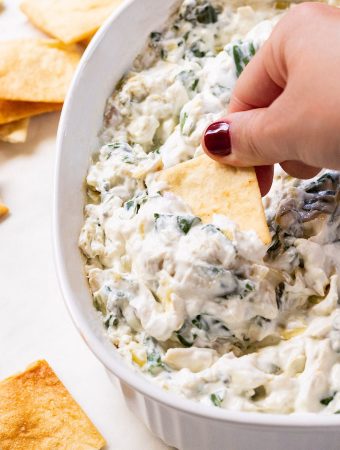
xmin=202 ymin=104 xmax=320 ymax=178
xmin=202 ymin=106 xmax=285 ymax=167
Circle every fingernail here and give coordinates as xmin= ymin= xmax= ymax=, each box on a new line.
xmin=204 ymin=121 xmax=231 ymax=156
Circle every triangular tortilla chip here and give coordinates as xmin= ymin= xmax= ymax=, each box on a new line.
xmin=0 ymin=100 xmax=62 ymax=125
xmin=0 ymin=119 xmax=29 ymax=143
xmin=159 ymin=154 xmax=271 ymax=244
xmin=20 ymin=0 xmax=123 ymax=44
xmin=0 ymin=360 xmax=106 ymax=450
xmin=0 ymin=100 xmax=63 ymax=125
xmin=0 ymin=40 xmax=81 ymax=102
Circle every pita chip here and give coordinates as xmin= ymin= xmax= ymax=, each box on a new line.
xmin=0 ymin=100 xmax=61 ymax=125
xmin=159 ymin=154 xmax=271 ymax=244
xmin=20 ymin=0 xmax=123 ymax=44
xmin=0 ymin=360 xmax=106 ymax=450
xmin=0 ymin=40 xmax=81 ymax=102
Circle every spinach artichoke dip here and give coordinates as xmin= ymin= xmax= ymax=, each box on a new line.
xmin=79 ymin=0 xmax=340 ymax=413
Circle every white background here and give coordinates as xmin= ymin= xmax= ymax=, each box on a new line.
xmin=0 ymin=1 xmax=170 ymax=448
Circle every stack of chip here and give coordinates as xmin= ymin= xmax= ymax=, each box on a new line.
xmin=0 ymin=0 xmax=123 ymax=143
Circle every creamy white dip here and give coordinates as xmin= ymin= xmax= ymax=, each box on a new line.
xmin=79 ymin=0 xmax=340 ymax=413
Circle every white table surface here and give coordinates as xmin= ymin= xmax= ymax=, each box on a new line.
xmin=0 ymin=2 xmax=170 ymax=449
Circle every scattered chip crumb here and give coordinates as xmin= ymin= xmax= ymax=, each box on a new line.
xmin=0 ymin=203 xmax=9 ymax=218
xmin=0 ymin=360 xmax=106 ymax=450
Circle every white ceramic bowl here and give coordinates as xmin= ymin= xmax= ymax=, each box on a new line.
xmin=54 ymin=1 xmax=340 ymax=449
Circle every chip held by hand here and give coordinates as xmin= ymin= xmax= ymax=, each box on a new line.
xmin=159 ymin=154 xmax=271 ymax=244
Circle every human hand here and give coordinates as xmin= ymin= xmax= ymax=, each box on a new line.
xmin=202 ymin=2 xmax=340 ymax=195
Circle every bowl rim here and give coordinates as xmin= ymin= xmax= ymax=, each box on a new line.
xmin=54 ymin=0 xmax=340 ymax=429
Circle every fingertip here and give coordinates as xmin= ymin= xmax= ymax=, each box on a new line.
xmin=255 ymin=165 xmax=274 ymax=197
xmin=202 ymin=120 xmax=232 ymax=159
xmin=280 ymin=161 xmax=321 ymax=179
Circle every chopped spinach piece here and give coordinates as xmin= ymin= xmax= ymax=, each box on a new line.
xmin=151 ymin=290 xmax=161 ymax=303
xmin=192 ymin=314 xmax=209 ymax=331
xmin=249 ymin=42 xmax=256 ymax=56
xmin=196 ymin=4 xmax=219 ymax=24
xmin=191 ymin=78 xmax=199 ymax=90
xmin=177 ymin=215 xmax=201 ymax=234
xmin=124 ymin=192 xmax=148 ymax=215
xmin=154 ymin=213 xmax=201 ymax=235
xmin=150 ymin=31 xmax=162 ymax=43
xmin=209 ymin=319 xmax=232 ymax=339
xmin=105 ymin=141 xmax=135 ymax=162
xmin=93 ymin=286 xmax=112 ymax=315
xmin=160 ymin=48 xmax=168 ymax=60
xmin=176 ymin=314 xmax=237 ymax=348
xmin=176 ymin=332 xmax=193 ymax=347
xmin=145 ymin=338 xmax=167 ymax=375
xmin=147 ymin=351 xmax=164 ymax=375
xmin=194 ymin=314 xmax=233 ymax=341
xmin=203 ymin=265 xmax=224 ymax=276
xmin=182 ymin=2 xmax=220 ymax=25
xmin=254 ymin=316 xmax=271 ymax=327
xmin=93 ymin=296 xmax=106 ymax=315
xmin=176 ymin=319 xmax=196 ymax=347
xmin=210 ymin=392 xmax=224 ymax=407
xmin=232 ymin=45 xmax=249 ymax=77
xmin=275 ymin=282 xmax=285 ymax=309
xmin=231 ymin=42 xmax=256 ymax=77
xmin=125 ymin=200 xmax=134 ymax=210
xmin=177 ymin=70 xmax=200 ymax=94
xmin=180 ymin=111 xmax=188 ymax=132
xmin=107 ymin=141 xmax=126 ymax=149
xmin=191 ymin=42 xmax=206 ymax=58
xmin=122 ymin=155 xmax=134 ymax=164
xmin=335 ymin=410 xmax=340 ymax=414
xmin=104 ymin=313 xmax=119 ymax=328
xmin=202 ymin=223 xmax=222 ymax=234
xmin=320 ymin=393 xmax=336 ymax=406
xmin=232 ymin=45 xmax=243 ymax=77
xmin=239 ymin=281 xmax=255 ymax=299
xmin=245 ymin=282 xmax=254 ymax=291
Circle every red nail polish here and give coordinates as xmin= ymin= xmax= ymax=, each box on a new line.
xmin=204 ymin=121 xmax=231 ymax=156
